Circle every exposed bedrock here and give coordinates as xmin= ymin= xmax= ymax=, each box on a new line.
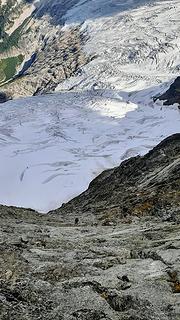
xmin=52 ymin=134 xmax=180 ymax=225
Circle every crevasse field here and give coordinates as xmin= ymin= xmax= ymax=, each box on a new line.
xmin=0 ymin=0 xmax=180 ymax=212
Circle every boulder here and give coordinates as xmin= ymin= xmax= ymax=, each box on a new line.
xmin=0 ymin=91 xmax=10 ymax=103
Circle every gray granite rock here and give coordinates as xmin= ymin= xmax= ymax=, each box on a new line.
xmin=0 ymin=135 xmax=179 ymax=319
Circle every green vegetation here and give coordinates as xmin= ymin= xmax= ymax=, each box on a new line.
xmin=0 ymin=0 xmax=17 ymax=38
xmin=0 ymin=1 xmax=29 ymax=83
xmin=0 ymin=54 xmax=24 ymax=85
xmin=0 ymin=1 xmax=32 ymax=87
xmin=0 ymin=0 xmax=32 ymax=53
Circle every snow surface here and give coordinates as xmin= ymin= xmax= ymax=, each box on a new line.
xmin=0 ymin=0 xmax=180 ymax=212
xmin=0 ymin=88 xmax=179 ymax=212
xmin=59 ymin=0 xmax=180 ymax=91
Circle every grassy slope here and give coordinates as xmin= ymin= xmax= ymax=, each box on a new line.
xmin=0 ymin=55 xmax=24 ymax=85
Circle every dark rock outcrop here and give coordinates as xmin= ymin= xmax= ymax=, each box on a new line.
xmin=155 ymin=77 xmax=180 ymax=107
xmin=0 ymin=91 xmax=9 ymax=103
xmin=53 ymin=134 xmax=180 ymax=223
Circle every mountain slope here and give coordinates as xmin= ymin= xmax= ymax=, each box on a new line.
xmin=52 ymin=134 xmax=180 ymax=223
xmin=0 ymin=134 xmax=180 ymax=320
xmin=1 ymin=0 xmax=180 ymax=98
xmin=0 ymin=0 xmax=89 ymax=94
xmin=0 ymin=0 xmax=179 ymax=212
xmin=0 ymin=2 xmax=180 ymax=319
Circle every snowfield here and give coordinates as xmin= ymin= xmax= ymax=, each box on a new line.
xmin=0 ymin=88 xmax=179 ymax=212
xmin=0 ymin=0 xmax=180 ymax=212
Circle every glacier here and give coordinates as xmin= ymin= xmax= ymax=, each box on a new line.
xmin=0 ymin=88 xmax=179 ymax=212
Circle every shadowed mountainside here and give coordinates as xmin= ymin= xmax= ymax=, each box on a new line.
xmin=52 ymin=133 xmax=180 ymax=224
xmin=155 ymin=77 xmax=180 ymax=108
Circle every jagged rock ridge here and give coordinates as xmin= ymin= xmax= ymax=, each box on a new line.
xmin=53 ymin=134 xmax=180 ymax=224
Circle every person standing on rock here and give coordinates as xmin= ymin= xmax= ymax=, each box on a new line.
xmin=75 ymin=218 xmax=79 ymax=225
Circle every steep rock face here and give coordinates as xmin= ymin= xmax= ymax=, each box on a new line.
xmin=0 ymin=0 xmax=89 ymax=97
xmin=1 ymin=27 xmax=89 ymax=98
xmin=53 ymin=134 xmax=180 ymax=224
xmin=155 ymin=77 xmax=180 ymax=107
xmin=0 ymin=136 xmax=180 ymax=319
xmin=0 ymin=135 xmax=179 ymax=320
